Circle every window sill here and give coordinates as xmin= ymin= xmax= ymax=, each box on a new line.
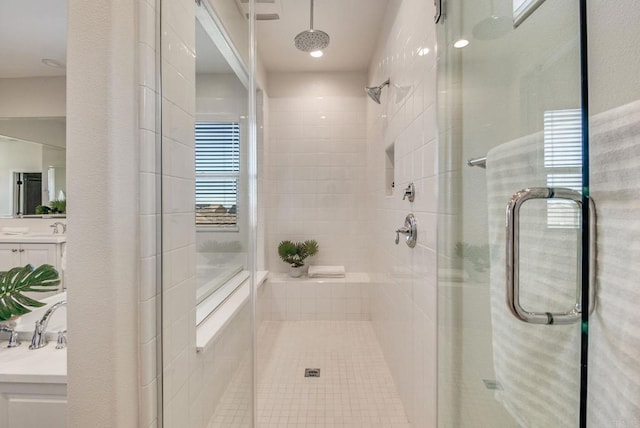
xmin=195 ymin=270 xmax=268 ymax=352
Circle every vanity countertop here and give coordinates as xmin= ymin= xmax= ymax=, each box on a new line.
xmin=0 ymin=342 xmax=66 ymax=384
xmin=0 ymin=234 xmax=66 ymax=244
xmin=0 ymin=292 xmax=67 ymax=384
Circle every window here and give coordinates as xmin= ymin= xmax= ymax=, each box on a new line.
xmin=543 ymin=109 xmax=582 ymax=229
xmin=195 ymin=121 xmax=240 ymax=227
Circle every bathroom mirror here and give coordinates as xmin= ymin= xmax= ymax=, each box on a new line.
xmin=194 ymin=2 xmax=249 ymax=324
xmin=0 ymin=0 xmax=67 ymax=218
xmin=0 ymin=119 xmax=66 ymax=217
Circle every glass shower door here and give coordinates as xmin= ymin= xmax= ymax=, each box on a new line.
xmin=436 ymin=0 xmax=588 ymax=426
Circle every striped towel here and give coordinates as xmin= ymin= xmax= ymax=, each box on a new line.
xmin=487 ymin=131 xmax=581 ymax=426
xmin=587 ymin=99 xmax=640 ymax=426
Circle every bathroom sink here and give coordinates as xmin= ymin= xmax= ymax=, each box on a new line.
xmin=0 ymin=233 xmax=66 ymax=243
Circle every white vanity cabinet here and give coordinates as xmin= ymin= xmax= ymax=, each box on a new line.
xmin=0 ymin=340 xmax=67 ymax=428
xmin=0 ymin=243 xmax=61 ymax=271
xmin=0 ymin=383 xmax=67 ymax=428
xmin=0 ymin=240 xmax=65 ymax=272
xmin=0 ymin=237 xmax=66 ymax=294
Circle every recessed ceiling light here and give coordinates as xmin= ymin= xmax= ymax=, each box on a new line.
xmin=41 ymin=59 xmax=66 ymax=69
xmin=453 ymin=39 xmax=469 ymax=49
xmin=310 ymin=50 xmax=323 ymax=58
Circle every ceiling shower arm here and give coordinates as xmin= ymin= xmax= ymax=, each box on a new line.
xmin=310 ymin=0 xmax=314 ymax=29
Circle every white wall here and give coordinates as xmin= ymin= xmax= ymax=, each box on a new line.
xmin=66 ymin=0 xmax=140 ymax=426
xmin=0 ymin=118 xmax=65 ymax=149
xmin=0 ymin=77 xmax=66 ymax=118
xmin=265 ymin=72 xmax=369 ymax=273
xmin=0 ymin=138 xmax=42 ymax=216
xmin=366 ymin=0 xmax=438 ymax=426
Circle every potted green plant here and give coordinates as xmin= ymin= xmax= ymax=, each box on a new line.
xmin=34 ymin=200 xmax=66 ymax=216
xmin=0 ymin=264 xmax=61 ymax=322
xmin=278 ymin=240 xmax=319 ymax=277
xmin=50 ymin=199 xmax=66 ymax=214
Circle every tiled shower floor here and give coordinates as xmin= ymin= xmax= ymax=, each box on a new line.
xmin=256 ymin=320 xmax=410 ymax=428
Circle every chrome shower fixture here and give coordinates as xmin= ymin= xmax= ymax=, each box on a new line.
xmin=294 ymin=0 xmax=330 ymax=54
xmin=365 ymin=78 xmax=391 ymax=104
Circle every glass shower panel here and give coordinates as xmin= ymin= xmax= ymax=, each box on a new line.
xmin=436 ymin=0 xmax=585 ymax=426
xmin=160 ymin=0 xmax=254 ymax=426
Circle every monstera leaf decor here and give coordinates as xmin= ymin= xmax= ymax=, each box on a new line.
xmin=0 ymin=264 xmax=61 ymax=321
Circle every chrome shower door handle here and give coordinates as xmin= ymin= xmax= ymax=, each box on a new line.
xmin=506 ymin=187 xmax=596 ymax=325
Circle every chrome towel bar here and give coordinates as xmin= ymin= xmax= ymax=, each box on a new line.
xmin=468 ymin=157 xmax=487 ymax=168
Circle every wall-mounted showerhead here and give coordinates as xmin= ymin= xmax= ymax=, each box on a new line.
xmin=294 ymin=0 xmax=330 ymax=54
xmin=365 ymin=78 xmax=390 ymax=104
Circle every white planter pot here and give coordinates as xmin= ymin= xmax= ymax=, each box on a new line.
xmin=289 ymin=266 xmax=304 ymax=278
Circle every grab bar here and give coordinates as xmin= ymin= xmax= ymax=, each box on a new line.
xmin=467 ymin=157 xmax=487 ymax=168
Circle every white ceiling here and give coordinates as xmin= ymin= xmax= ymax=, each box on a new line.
xmin=0 ymin=0 xmax=389 ymax=78
xmin=251 ymin=0 xmax=389 ymax=72
xmin=0 ymin=0 xmax=67 ymax=78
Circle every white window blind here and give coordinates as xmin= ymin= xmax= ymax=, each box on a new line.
xmin=543 ymin=109 xmax=582 ymax=229
xmin=195 ymin=121 xmax=240 ymax=227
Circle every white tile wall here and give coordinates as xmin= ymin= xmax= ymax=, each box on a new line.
xmin=366 ymin=0 xmax=439 ymax=426
xmin=263 ymin=273 xmax=371 ymax=321
xmin=150 ymin=1 xmax=256 ymax=427
xmin=265 ymin=77 xmax=369 ymax=273
xmin=158 ymin=0 xmax=198 ymax=426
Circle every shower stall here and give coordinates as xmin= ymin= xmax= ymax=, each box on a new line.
xmin=153 ymin=0 xmax=640 ymax=426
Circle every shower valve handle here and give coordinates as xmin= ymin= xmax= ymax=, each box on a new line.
xmin=395 ymin=227 xmax=411 ymax=244
xmin=394 ymin=214 xmax=417 ymax=248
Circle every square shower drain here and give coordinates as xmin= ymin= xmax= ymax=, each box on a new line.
xmin=304 ymin=368 xmax=321 ymax=377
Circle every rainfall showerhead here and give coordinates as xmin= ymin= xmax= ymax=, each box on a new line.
xmin=294 ymin=0 xmax=330 ymax=54
xmin=472 ymin=0 xmax=511 ymax=40
xmin=365 ymin=79 xmax=390 ymax=104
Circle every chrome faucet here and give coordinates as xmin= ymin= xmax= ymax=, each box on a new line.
xmin=0 ymin=326 xmax=20 ymax=348
xmin=50 ymin=222 xmax=66 ymax=234
xmin=30 ymin=300 xmax=67 ymax=350
xmin=56 ymin=330 xmax=67 ymax=349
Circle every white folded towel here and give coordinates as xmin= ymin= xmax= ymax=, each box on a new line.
xmin=1 ymin=227 xmax=30 ymax=235
xmin=308 ymin=265 xmax=346 ymax=278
